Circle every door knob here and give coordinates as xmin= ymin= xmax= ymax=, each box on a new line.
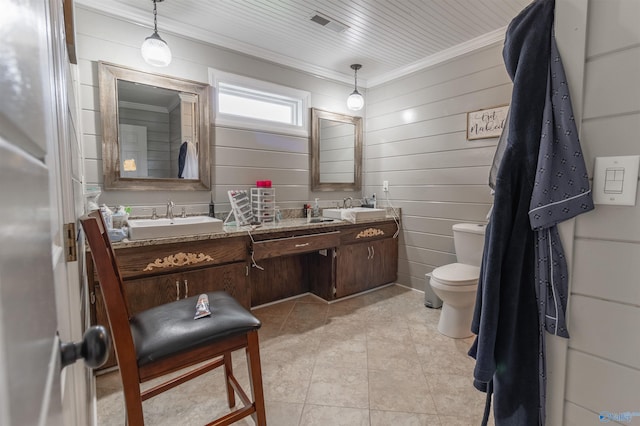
xmin=60 ymin=325 xmax=110 ymax=370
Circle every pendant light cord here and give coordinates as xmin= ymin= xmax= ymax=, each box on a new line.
xmin=353 ymin=67 xmax=358 ymax=91
xmin=152 ymin=0 xmax=159 ymax=34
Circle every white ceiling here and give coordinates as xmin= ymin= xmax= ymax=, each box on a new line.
xmin=76 ymin=0 xmax=531 ymax=87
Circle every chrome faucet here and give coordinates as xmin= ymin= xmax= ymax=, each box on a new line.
xmin=166 ymin=200 xmax=175 ymax=220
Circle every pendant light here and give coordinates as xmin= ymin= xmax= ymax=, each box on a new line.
xmin=347 ymin=64 xmax=364 ymax=111
xmin=141 ymin=0 xmax=172 ymax=67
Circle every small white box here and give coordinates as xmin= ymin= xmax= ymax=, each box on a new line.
xmin=593 ymin=155 xmax=639 ymax=206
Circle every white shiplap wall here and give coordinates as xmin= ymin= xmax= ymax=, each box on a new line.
xmin=364 ymin=44 xmax=511 ymax=290
xmin=76 ymin=7 xmax=361 ymax=215
xmin=563 ymin=0 xmax=640 ymax=424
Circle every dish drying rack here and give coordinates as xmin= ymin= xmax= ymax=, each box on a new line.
xmin=226 ymin=190 xmax=255 ymax=226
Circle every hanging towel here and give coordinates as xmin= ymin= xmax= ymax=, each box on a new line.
xmin=178 ymin=141 xmax=187 ymax=178
xmin=181 ymin=141 xmax=199 ymax=180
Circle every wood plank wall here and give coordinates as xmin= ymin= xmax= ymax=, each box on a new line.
xmin=364 ymin=44 xmax=511 ymax=290
xmin=563 ymin=1 xmax=640 ymax=423
xmin=76 ymin=7 xmax=360 ymax=215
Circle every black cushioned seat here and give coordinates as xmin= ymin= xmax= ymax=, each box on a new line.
xmin=131 ymin=291 xmax=261 ymax=366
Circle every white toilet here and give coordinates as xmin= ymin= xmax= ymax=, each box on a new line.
xmin=429 ymin=223 xmax=486 ymax=338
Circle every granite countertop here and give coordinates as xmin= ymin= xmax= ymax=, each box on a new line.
xmin=110 ymin=212 xmax=400 ymax=249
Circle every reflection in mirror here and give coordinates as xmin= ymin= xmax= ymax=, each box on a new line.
xmin=99 ymin=62 xmax=210 ymax=190
xmin=311 ymin=108 xmax=362 ymax=192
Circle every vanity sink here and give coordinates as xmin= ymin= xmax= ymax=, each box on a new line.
xmin=127 ymin=216 xmax=223 ymax=240
xmin=322 ymin=207 xmax=387 ymax=223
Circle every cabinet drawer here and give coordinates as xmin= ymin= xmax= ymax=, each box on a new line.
xmin=115 ymin=237 xmax=248 ymax=279
xmin=252 ymin=231 xmax=340 ymax=260
xmin=339 ymin=221 xmax=398 ymax=245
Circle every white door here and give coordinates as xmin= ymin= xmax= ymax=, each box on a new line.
xmin=119 ymin=123 xmax=148 ymax=178
xmin=0 ymin=1 xmax=88 ymax=425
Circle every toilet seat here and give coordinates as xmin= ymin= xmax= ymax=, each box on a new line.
xmin=431 ymin=263 xmax=480 ymax=286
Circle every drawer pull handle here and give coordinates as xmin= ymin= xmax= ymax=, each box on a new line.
xmin=176 ymin=281 xmax=180 ymax=300
xmin=184 ymin=280 xmax=188 ymax=298
xmin=295 ymin=243 xmax=310 ymax=248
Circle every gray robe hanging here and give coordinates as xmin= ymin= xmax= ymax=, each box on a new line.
xmin=469 ymin=1 xmax=594 ymax=425
xmin=469 ymin=1 xmax=556 ymax=424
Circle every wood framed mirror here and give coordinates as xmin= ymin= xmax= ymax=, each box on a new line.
xmin=310 ymin=108 xmax=362 ymax=192
xmin=98 ymin=62 xmax=211 ymax=190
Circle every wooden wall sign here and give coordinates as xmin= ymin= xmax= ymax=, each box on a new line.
xmin=466 ymin=105 xmax=509 ymax=140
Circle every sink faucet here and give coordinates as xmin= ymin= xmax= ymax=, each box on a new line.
xmin=343 ymin=197 xmax=353 ymax=209
xmin=166 ymin=200 xmax=175 ymax=220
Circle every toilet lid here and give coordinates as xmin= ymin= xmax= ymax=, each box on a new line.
xmin=432 ymin=263 xmax=480 ymax=286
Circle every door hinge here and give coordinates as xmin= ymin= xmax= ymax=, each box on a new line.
xmin=90 ymin=291 xmax=96 ymax=305
xmin=63 ymin=222 xmax=78 ymax=262
xmin=332 ymin=285 xmax=337 ymax=297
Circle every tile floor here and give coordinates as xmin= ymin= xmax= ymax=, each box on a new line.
xmin=96 ymin=284 xmax=491 ymax=425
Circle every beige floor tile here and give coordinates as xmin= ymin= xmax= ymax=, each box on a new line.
xmin=367 ymin=337 xmax=421 ymax=372
xmin=294 ymin=293 xmax=328 ymax=304
xmin=370 ymin=409 xmax=441 ymax=426
xmin=264 ymin=400 xmax=304 ymax=426
xmin=428 ymin=374 xmax=486 ymax=418
xmin=299 ymin=404 xmax=370 ymax=426
xmin=415 ymin=340 xmax=475 ymax=376
xmin=257 ymin=319 xmax=284 ymax=341
xmin=366 ymin=320 xmax=412 ymax=342
xmin=369 ymin=369 xmax=436 ymax=414
xmin=96 ymin=285 xmax=494 ymax=426
xmin=252 ymin=299 xmax=296 ymax=317
xmin=438 ymin=414 xmax=489 ymax=425
xmin=315 ymin=335 xmax=367 ymax=370
xmin=261 ymin=358 xmax=314 ymax=403
xmin=326 ymin=295 xmax=367 ymax=317
xmin=323 ymin=317 xmax=368 ymax=341
xmin=306 ymin=365 xmax=369 ymax=408
xmin=260 ymin=332 xmax=321 ymax=364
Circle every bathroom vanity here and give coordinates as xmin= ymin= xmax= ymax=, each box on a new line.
xmin=87 ymin=216 xmax=399 ymax=369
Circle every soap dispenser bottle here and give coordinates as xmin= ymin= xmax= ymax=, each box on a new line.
xmin=313 ymin=198 xmax=320 ymax=217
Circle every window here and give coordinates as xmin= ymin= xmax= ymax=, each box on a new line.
xmin=209 ymin=69 xmax=310 ymax=136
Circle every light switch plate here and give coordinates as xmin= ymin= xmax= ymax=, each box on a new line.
xmin=592 ymin=155 xmax=639 ymax=205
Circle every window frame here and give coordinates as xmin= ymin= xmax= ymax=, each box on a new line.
xmin=209 ymin=69 xmax=310 ymax=137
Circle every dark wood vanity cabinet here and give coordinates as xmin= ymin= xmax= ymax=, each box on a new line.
xmin=122 ymin=263 xmax=250 ymax=314
xmin=88 ymin=218 xmax=399 ymax=369
xmin=334 ymin=222 xmax=399 ymax=298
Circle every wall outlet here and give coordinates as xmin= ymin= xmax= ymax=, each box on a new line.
xmin=383 ymin=180 xmax=389 ymax=192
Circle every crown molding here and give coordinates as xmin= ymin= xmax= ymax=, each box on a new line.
xmin=366 ymin=27 xmax=507 ymax=87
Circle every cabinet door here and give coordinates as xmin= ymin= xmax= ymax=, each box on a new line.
xmin=369 ymin=237 xmax=398 ymax=287
xmin=124 ymin=272 xmax=184 ymax=314
xmin=335 ymin=243 xmax=371 ymax=298
xmin=182 ymin=263 xmax=250 ymax=309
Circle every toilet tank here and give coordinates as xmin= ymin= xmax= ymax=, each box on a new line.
xmin=453 ymin=223 xmax=487 ymax=266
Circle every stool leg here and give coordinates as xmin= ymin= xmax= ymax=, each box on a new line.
xmin=246 ymin=331 xmax=266 ymax=425
xmin=223 ymin=352 xmax=236 ymax=408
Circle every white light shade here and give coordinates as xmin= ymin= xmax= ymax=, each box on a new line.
xmin=347 ymin=90 xmax=364 ymax=111
xmin=141 ymin=32 xmax=172 ymax=67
